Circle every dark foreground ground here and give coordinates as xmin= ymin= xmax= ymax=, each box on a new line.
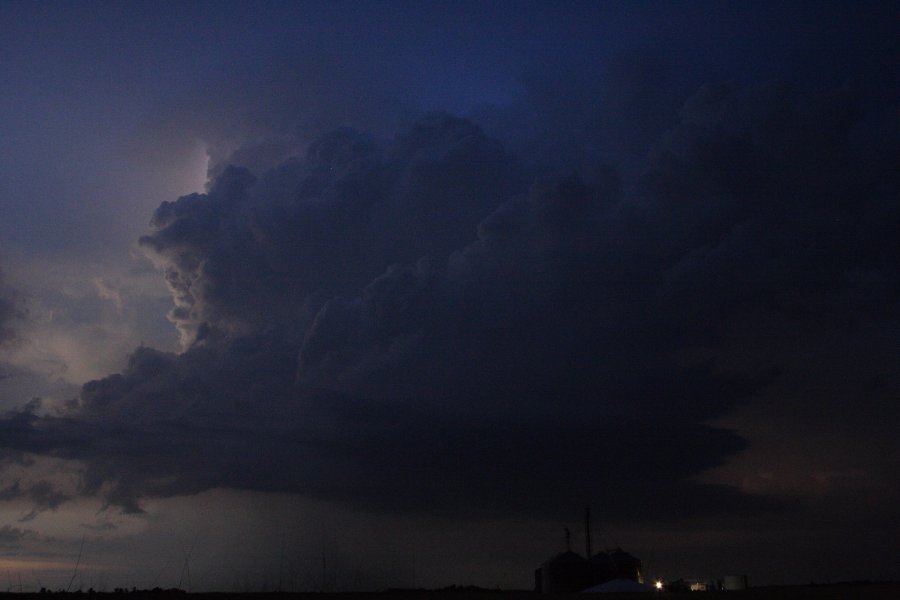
xmin=3 ymin=583 xmax=900 ymax=600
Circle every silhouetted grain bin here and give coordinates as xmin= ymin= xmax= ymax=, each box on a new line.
xmin=722 ymin=574 xmax=748 ymax=590
xmin=536 ymin=548 xmax=644 ymax=593
xmin=605 ymin=547 xmax=643 ymax=583
xmin=587 ymin=550 xmax=617 ymax=584
xmin=535 ymin=511 xmax=644 ymax=594
xmin=536 ymin=551 xmax=593 ymax=593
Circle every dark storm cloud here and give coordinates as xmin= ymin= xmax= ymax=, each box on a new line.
xmin=0 ymin=477 xmax=70 ymax=522
xmin=139 ymin=114 xmax=510 ymax=347
xmin=0 ymin=524 xmax=35 ymax=546
xmin=1 ymin=78 xmax=897 ymax=524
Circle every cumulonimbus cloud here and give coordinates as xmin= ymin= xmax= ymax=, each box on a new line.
xmin=0 ymin=81 xmax=897 ymax=522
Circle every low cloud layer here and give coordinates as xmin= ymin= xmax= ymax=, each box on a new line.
xmin=1 ymin=80 xmax=897 ymax=533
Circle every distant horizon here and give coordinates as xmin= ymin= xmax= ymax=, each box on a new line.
xmin=2 ymin=580 xmax=900 ymax=595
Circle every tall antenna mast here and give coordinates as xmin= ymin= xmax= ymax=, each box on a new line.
xmin=178 ymin=541 xmax=194 ymax=592
xmin=585 ymin=505 xmax=592 ymax=559
xmin=66 ymin=535 xmax=86 ymax=592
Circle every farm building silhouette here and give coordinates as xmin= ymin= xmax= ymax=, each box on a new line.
xmin=534 ymin=507 xmax=643 ymax=593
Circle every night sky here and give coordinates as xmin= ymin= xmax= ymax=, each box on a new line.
xmin=1 ymin=0 xmax=898 ymax=591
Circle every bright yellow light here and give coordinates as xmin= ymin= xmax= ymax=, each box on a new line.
xmin=654 ymin=580 xmax=664 ymax=590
